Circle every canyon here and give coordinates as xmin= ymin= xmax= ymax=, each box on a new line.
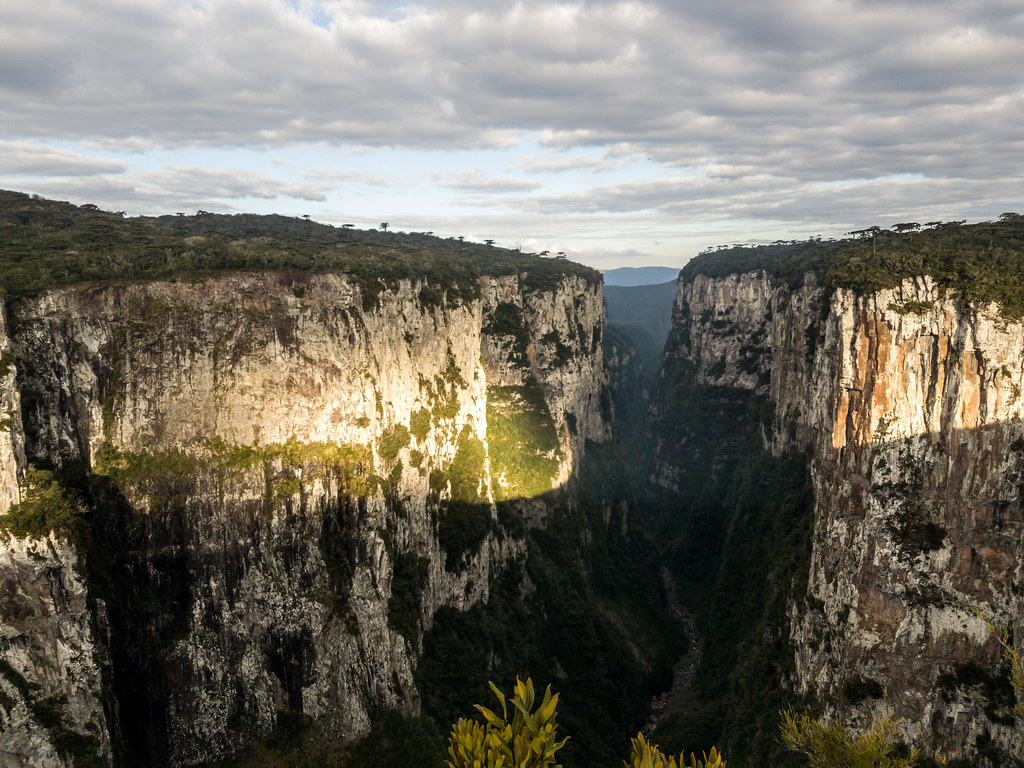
xmin=1 ymin=194 xmax=1022 ymax=767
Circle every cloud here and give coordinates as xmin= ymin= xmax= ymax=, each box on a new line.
xmin=2 ymin=0 xmax=1024 ymax=263
xmin=434 ymin=168 xmax=541 ymax=193
xmin=5 ymin=0 xmax=1018 ymax=163
xmin=2 ymin=165 xmax=336 ymax=215
xmin=0 ymin=141 xmax=128 ymax=177
xmin=514 ymin=147 xmax=643 ymax=175
xmin=137 ymin=167 xmax=333 ymax=201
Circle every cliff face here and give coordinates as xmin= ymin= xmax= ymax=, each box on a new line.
xmin=654 ymin=271 xmax=1023 ymax=761
xmin=0 ymin=270 xmax=611 ymax=767
xmin=603 ymin=325 xmax=653 ymax=441
xmin=0 ymin=300 xmax=23 ymax=514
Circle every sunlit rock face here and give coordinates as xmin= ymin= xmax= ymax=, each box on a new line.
xmin=657 ymin=271 xmax=1024 ymax=760
xmin=0 ymin=271 xmax=610 ymax=767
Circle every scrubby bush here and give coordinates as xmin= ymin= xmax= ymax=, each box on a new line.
xmin=0 ymin=467 xmax=87 ymax=541
xmin=778 ymin=709 xmax=916 ymax=768
xmin=624 ymin=735 xmax=725 ymax=768
xmin=447 ymin=679 xmax=725 ymax=768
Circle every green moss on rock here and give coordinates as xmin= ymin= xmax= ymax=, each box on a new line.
xmin=486 ymin=378 xmax=560 ymax=501
xmin=378 ymin=424 xmax=411 ymax=463
xmin=410 ymin=408 xmax=432 ymax=443
xmin=93 ymin=438 xmax=375 ymax=506
xmin=448 ymin=426 xmax=487 ymax=504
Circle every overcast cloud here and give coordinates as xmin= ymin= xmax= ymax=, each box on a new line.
xmin=2 ymin=0 xmax=1022 ymax=269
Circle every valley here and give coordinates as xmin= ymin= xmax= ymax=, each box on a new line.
xmin=0 ymin=192 xmax=1022 ymax=767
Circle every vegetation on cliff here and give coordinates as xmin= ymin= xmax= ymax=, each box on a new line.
xmin=486 ymin=378 xmax=562 ymax=501
xmin=681 ymin=214 xmax=1024 ymax=318
xmin=0 ymin=466 xmax=89 ymax=541
xmin=0 ymin=190 xmax=599 ymax=304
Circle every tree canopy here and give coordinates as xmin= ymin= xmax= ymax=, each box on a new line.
xmin=681 ymin=216 xmax=1024 ymax=318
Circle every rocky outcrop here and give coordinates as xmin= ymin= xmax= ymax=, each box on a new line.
xmin=0 ymin=269 xmax=611 ymax=766
xmin=655 ymin=271 xmax=1024 ymax=761
xmin=480 ymin=273 xmax=610 ymax=487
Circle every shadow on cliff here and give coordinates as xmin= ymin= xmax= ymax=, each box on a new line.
xmin=633 ymin=369 xmax=1024 ymax=766
xmin=53 ymin=462 xmax=191 ymax=767
xmin=409 ymin=444 xmax=686 ymax=768
xmin=46 ymin=438 xmax=682 ymax=768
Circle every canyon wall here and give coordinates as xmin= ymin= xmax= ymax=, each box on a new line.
xmin=0 ymin=270 xmax=611 ymax=767
xmin=654 ymin=270 xmax=1023 ymax=762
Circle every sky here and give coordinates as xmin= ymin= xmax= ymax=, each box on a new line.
xmin=2 ymin=0 xmax=1023 ymax=271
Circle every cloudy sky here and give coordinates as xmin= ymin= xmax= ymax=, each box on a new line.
xmin=2 ymin=0 xmax=1023 ymax=270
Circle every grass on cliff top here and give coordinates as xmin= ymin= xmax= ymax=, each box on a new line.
xmin=0 ymin=190 xmax=600 ymax=303
xmin=681 ymin=214 xmax=1024 ymax=318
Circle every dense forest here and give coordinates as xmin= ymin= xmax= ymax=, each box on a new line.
xmin=0 ymin=190 xmax=598 ymax=305
xmin=683 ymin=214 xmax=1024 ymax=318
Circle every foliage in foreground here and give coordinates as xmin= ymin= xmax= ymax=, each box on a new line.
xmin=448 ymin=679 xmax=1017 ymax=768
xmin=447 ymin=678 xmax=725 ymax=768
xmin=983 ymin=617 xmax=1024 ymax=721
xmin=447 ymin=678 xmax=567 ymax=768
xmin=624 ymin=736 xmax=725 ymax=768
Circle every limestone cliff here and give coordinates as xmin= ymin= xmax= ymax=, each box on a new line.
xmin=653 ymin=269 xmax=1023 ymax=762
xmin=0 ymin=269 xmax=612 ymax=767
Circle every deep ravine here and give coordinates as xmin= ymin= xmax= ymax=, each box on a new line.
xmin=644 ymin=568 xmax=704 ymax=736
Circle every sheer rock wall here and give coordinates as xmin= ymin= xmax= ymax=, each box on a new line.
xmin=0 ymin=270 xmax=610 ymax=766
xmin=656 ymin=270 xmax=1023 ymax=760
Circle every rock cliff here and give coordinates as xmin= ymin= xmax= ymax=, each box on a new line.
xmin=0 ymin=299 xmax=23 ymax=514
xmin=652 ymin=268 xmax=1024 ymax=762
xmin=0 ymin=269 xmax=612 ymax=767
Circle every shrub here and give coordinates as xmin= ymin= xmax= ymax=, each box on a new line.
xmin=778 ymin=709 xmax=916 ymax=768
xmin=980 ymin=614 xmax=1024 ymax=721
xmin=446 ymin=678 xmax=567 ymax=768
xmin=0 ymin=467 xmax=87 ymax=541
xmin=624 ymin=735 xmax=725 ymax=768
xmin=446 ymin=680 xmax=726 ymax=768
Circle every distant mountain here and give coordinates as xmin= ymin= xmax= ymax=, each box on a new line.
xmin=602 ymin=266 xmax=680 ymax=287
xmin=603 ymin=280 xmax=677 ymax=349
